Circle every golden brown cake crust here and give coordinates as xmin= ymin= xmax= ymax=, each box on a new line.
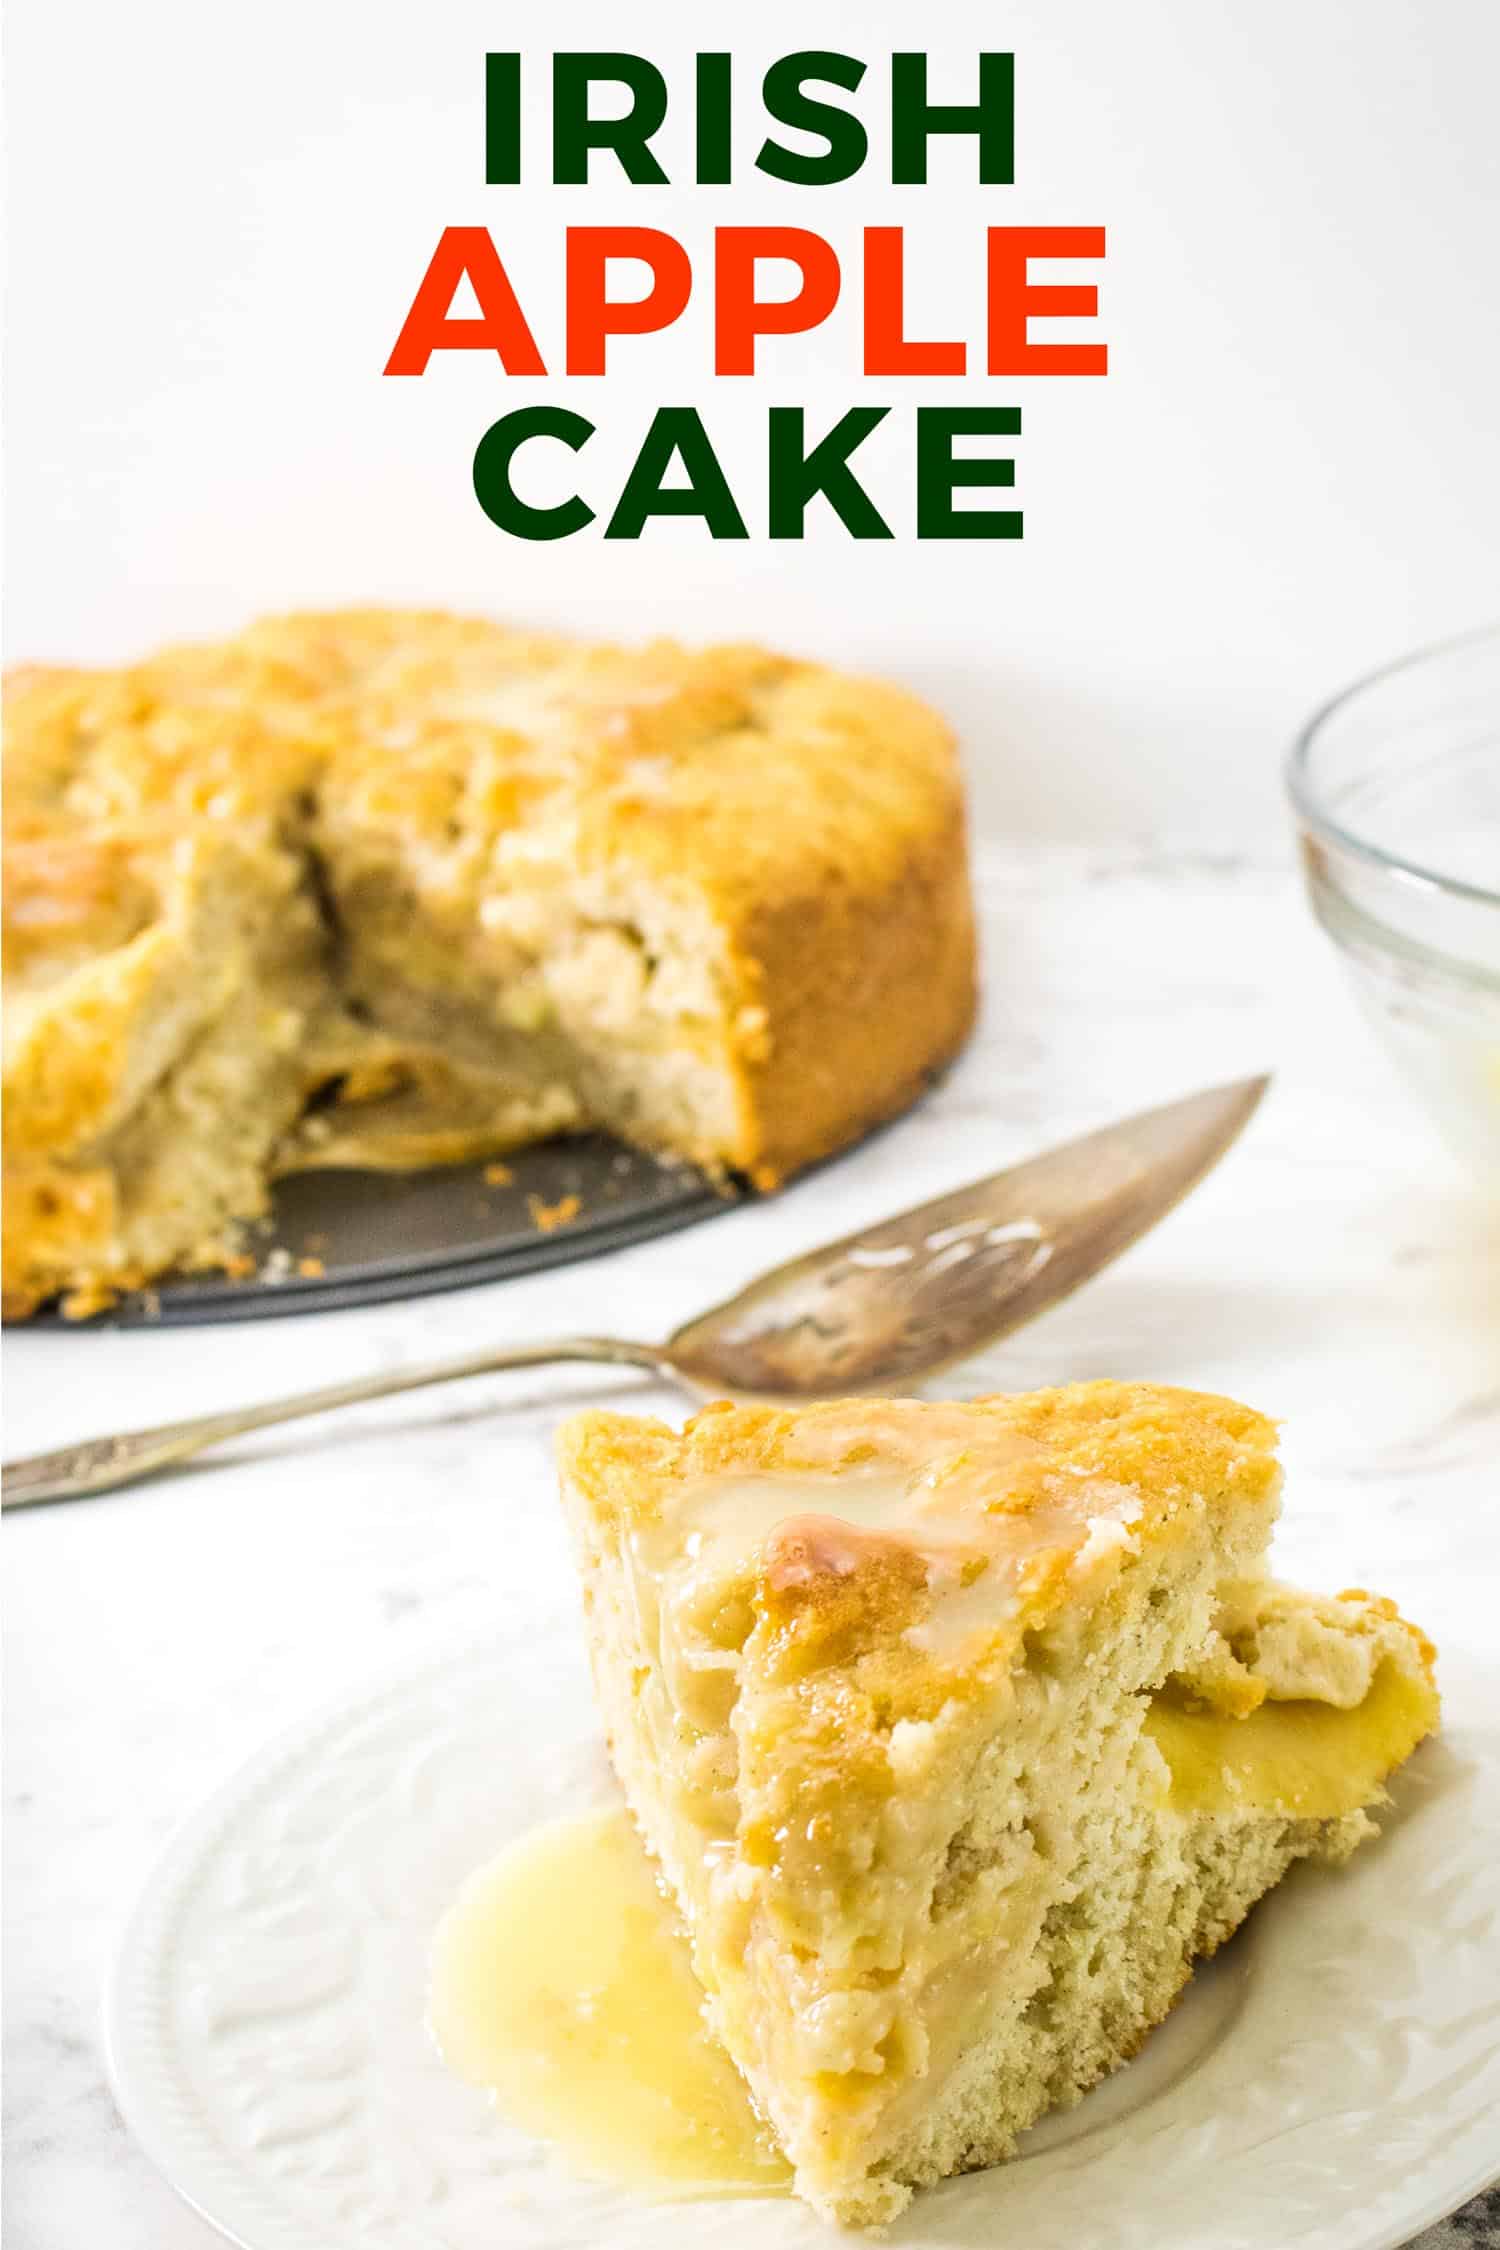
xmin=558 ymin=1382 xmax=1282 ymax=1534
xmin=2 ymin=613 xmax=975 ymax=1314
xmin=557 ymin=1383 xmax=1288 ymax=1719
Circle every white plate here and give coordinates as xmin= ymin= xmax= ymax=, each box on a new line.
xmin=104 ymin=1617 xmax=1500 ymax=2250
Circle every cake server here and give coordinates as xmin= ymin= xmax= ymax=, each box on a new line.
xmin=2 ymin=1075 xmax=1267 ymax=1507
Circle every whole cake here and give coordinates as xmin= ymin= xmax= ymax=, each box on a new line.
xmin=2 ymin=613 xmax=975 ymax=1315
xmin=558 ymin=1381 xmax=1438 ymax=2227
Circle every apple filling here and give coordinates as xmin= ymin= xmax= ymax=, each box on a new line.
xmin=1145 ymin=1658 xmax=1436 ymax=1821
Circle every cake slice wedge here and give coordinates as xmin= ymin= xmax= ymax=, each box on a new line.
xmin=557 ymin=1382 xmax=1437 ymax=2227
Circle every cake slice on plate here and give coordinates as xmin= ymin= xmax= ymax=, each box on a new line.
xmin=557 ymin=1381 xmax=1437 ymax=2227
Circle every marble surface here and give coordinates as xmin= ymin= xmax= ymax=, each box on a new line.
xmin=4 ymin=842 xmax=1498 ymax=2250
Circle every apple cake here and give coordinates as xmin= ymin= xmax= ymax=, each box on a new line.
xmin=557 ymin=1381 xmax=1438 ymax=2227
xmin=2 ymin=613 xmax=975 ymax=1316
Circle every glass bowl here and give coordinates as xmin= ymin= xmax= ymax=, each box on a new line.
xmin=1287 ymin=625 xmax=1500 ymax=1179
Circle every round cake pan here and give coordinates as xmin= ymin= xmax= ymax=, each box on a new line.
xmin=29 ymin=1136 xmax=736 ymax=1327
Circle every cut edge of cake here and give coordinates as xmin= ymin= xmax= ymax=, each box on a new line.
xmin=1 ymin=821 xmax=328 ymax=1318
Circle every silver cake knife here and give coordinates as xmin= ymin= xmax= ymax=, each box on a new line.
xmin=1 ymin=1076 xmax=1267 ymax=1508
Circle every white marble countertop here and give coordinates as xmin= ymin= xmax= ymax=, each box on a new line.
xmin=5 ymin=842 xmax=1498 ymax=2249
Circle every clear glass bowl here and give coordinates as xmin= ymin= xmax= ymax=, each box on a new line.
xmin=1287 ymin=626 xmax=1500 ymax=1179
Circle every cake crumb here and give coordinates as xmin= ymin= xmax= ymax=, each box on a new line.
xmin=527 ymin=1192 xmax=581 ymax=1233
xmin=484 ymin=1161 xmax=514 ymax=1187
xmin=297 ymin=1255 xmax=326 ymax=1278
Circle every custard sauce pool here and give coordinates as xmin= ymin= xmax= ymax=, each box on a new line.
xmin=429 ymin=1807 xmax=789 ymax=2196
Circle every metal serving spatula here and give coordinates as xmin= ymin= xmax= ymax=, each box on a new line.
xmin=1 ymin=1077 xmax=1267 ymax=1508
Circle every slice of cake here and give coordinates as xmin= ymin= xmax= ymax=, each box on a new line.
xmin=557 ymin=1382 xmax=1437 ymax=2227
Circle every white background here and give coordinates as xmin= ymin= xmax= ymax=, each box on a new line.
xmin=6 ymin=0 xmax=1498 ymax=840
